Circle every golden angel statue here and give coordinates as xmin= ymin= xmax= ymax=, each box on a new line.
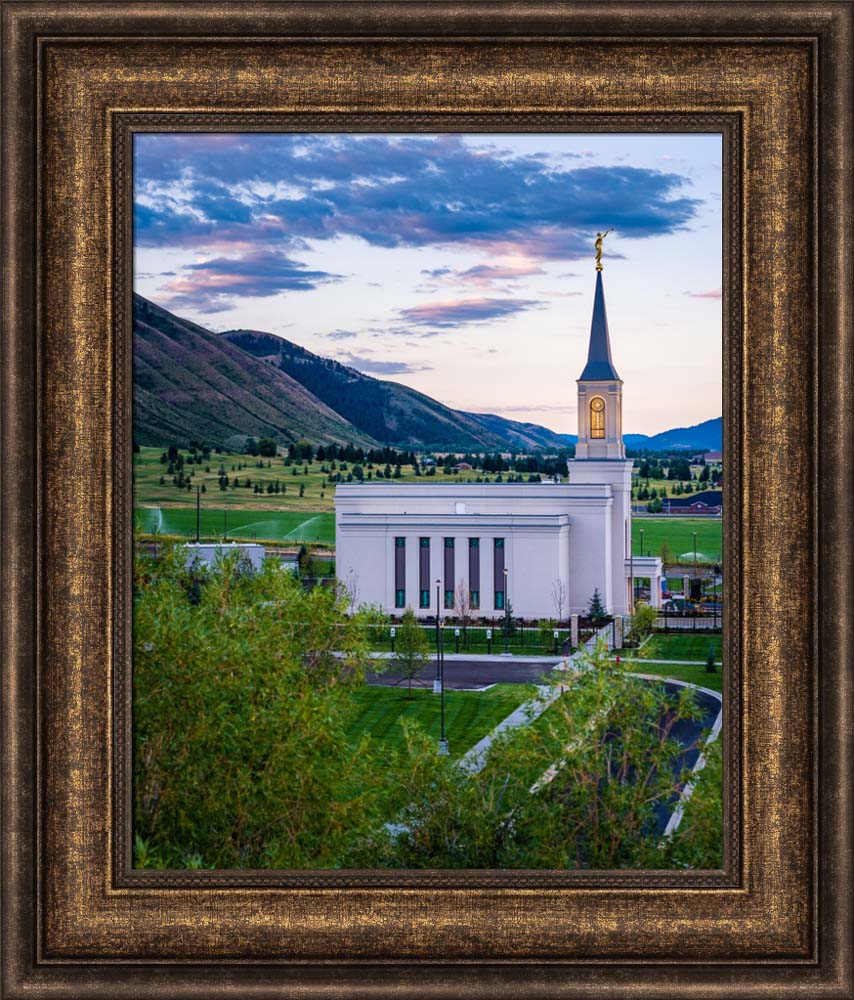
xmin=594 ymin=229 xmax=611 ymax=271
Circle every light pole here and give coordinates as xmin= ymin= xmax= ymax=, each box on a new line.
xmin=195 ymin=485 xmax=201 ymax=542
xmin=629 ymin=538 xmax=634 ymax=613
xmin=502 ymin=566 xmax=510 ymax=655
xmin=438 ymin=620 xmax=448 ymax=755
xmin=693 ymin=530 xmax=698 ymax=629
xmin=640 ymin=527 xmax=644 ymax=558
xmin=434 ymin=579 xmax=442 ymax=694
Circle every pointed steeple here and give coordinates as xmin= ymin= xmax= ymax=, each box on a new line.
xmin=579 ymin=270 xmax=620 ymax=381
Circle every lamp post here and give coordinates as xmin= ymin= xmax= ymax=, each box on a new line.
xmin=195 ymin=485 xmax=201 ymax=542
xmin=438 ymin=620 xmax=448 ymax=755
xmin=640 ymin=527 xmax=644 ymax=558
xmin=434 ymin=579 xmax=442 ymax=694
xmin=693 ymin=530 xmax=698 ymax=629
xmin=629 ymin=539 xmax=634 ymax=613
xmin=502 ymin=566 xmax=510 ymax=655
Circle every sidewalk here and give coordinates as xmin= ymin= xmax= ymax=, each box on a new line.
xmin=611 ymin=656 xmax=722 ymax=667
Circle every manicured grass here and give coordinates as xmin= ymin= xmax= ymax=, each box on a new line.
xmin=347 ymin=683 xmax=534 ymax=759
xmin=632 ymin=518 xmax=722 ymax=564
xmin=134 ymin=505 xmax=335 ymax=545
xmin=618 ymin=634 xmax=723 ymax=663
xmin=619 ymin=659 xmax=723 ymax=694
xmin=135 ymin=445 xmax=512 ymax=544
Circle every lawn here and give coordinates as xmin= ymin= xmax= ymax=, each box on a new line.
xmin=618 ymin=633 xmax=723 ymax=663
xmin=619 ymin=659 xmax=723 ymax=693
xmin=346 ymin=683 xmax=534 ymax=759
xmin=632 ymin=518 xmax=722 ymax=564
xmin=134 ymin=506 xmax=335 ymax=545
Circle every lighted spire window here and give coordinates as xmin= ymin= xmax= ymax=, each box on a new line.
xmin=590 ymin=396 xmax=606 ymax=438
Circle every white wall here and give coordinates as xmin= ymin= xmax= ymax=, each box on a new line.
xmin=335 ymin=483 xmax=626 ymax=619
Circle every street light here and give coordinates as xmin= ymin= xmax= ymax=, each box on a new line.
xmin=640 ymin=527 xmax=645 ymax=558
xmin=438 ymin=619 xmax=448 ymax=755
xmin=693 ymin=530 xmax=698 ymax=629
xmin=503 ymin=566 xmax=510 ymax=655
xmin=629 ymin=538 xmax=635 ymax=612
xmin=434 ymin=579 xmax=442 ymax=694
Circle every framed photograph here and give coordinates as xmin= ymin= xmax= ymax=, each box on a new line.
xmin=2 ymin=2 xmax=851 ymax=997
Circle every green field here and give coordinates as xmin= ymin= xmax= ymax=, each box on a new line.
xmin=618 ymin=660 xmax=723 ymax=693
xmin=638 ymin=634 xmax=723 ymax=662
xmin=632 ymin=518 xmax=722 ymax=563
xmin=135 ymin=506 xmax=335 ymax=545
xmin=346 ymin=683 xmax=534 ymax=759
xmin=135 ymin=447 xmax=723 ymax=559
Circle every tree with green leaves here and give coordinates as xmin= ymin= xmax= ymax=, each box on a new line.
xmin=133 ymin=549 xmax=387 ymax=869
xmin=626 ymin=601 xmax=658 ymax=646
xmin=361 ymin=639 xmax=715 ymax=870
xmin=393 ymin=608 xmax=431 ymax=698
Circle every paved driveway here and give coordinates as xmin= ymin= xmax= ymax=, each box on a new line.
xmin=366 ymin=656 xmax=560 ymax=689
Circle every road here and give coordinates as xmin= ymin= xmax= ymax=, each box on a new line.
xmin=366 ymin=656 xmax=561 ymax=689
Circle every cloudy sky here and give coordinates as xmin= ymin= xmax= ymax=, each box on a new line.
xmin=134 ymin=132 xmax=721 ymax=436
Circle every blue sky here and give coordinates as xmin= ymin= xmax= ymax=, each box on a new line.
xmin=134 ymin=132 xmax=721 ymax=436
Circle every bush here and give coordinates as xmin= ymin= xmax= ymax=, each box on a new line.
xmin=133 ymin=549 xmax=385 ymax=869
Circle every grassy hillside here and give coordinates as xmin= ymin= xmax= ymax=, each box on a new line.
xmin=133 ymin=295 xmax=375 ymax=449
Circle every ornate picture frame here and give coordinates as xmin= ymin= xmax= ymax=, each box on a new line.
xmin=1 ymin=2 xmax=851 ymax=996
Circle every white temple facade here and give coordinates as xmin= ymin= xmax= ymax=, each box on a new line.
xmin=335 ymin=264 xmax=662 ymax=619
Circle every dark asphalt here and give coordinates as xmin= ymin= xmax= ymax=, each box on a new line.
xmin=366 ymin=658 xmax=558 ymax=689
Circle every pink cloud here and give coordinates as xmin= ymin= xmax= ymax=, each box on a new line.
xmin=686 ymin=287 xmax=722 ymax=299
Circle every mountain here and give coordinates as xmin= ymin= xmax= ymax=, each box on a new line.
xmin=623 ymin=417 xmax=722 ymax=452
xmin=134 ymin=295 xmax=721 ymax=455
xmin=133 ymin=295 xmax=375 ymax=449
xmin=462 ymin=412 xmax=570 ymax=452
xmin=221 ymin=329 xmax=568 ymax=452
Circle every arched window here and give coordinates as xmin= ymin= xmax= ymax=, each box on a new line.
xmin=590 ymin=396 xmax=606 ymax=438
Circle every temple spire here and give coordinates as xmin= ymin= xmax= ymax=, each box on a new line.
xmin=578 ymin=269 xmax=620 ymax=381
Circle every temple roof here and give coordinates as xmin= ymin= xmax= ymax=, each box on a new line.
xmin=578 ymin=270 xmax=621 ymax=381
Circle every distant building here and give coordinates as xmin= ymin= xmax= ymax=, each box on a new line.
xmin=182 ymin=542 xmax=266 ymax=572
xmin=454 ymin=461 xmax=473 ymax=471
xmin=335 ymin=264 xmax=662 ymax=618
xmin=664 ymin=490 xmax=722 ymax=515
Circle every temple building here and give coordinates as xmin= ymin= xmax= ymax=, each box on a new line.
xmin=334 ymin=260 xmax=662 ymax=619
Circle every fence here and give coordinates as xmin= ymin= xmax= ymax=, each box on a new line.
xmin=367 ymin=622 xmax=576 ymax=657
xmin=654 ymin=605 xmax=723 ymax=632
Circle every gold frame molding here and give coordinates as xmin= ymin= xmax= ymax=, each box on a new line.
xmin=1 ymin=2 xmax=852 ymax=996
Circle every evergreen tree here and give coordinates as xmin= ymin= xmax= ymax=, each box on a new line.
xmin=705 ymin=644 xmax=717 ymax=673
xmin=587 ymin=588 xmax=607 ymax=622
